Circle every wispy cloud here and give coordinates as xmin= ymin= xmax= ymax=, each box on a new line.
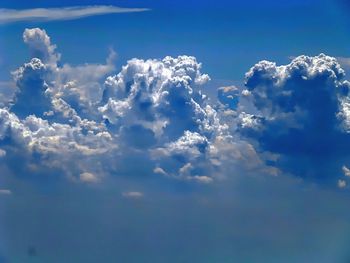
xmin=337 ymin=57 xmax=350 ymax=70
xmin=122 ymin=191 xmax=144 ymax=199
xmin=0 ymin=189 xmax=12 ymax=195
xmin=0 ymin=5 xmax=150 ymax=24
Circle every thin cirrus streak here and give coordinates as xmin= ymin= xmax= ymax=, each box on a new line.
xmin=0 ymin=5 xmax=150 ymax=24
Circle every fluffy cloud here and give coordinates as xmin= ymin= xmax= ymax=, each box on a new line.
xmin=3 ymin=28 xmax=349 ymax=187
xmin=79 ymin=172 xmax=100 ymax=183
xmin=343 ymin=165 xmax=350 ymax=177
xmin=239 ymin=54 xmax=350 ymax=182
xmin=99 ymin=55 xmax=212 ymax=139
xmin=11 ymin=58 xmax=52 ymax=118
xmin=97 ymin=54 xmax=257 ymax=180
xmin=23 ymin=28 xmax=60 ymax=65
xmin=1 ymin=28 xmax=262 ymax=184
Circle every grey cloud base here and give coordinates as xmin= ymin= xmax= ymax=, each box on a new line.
xmin=0 ymin=28 xmax=349 ymax=186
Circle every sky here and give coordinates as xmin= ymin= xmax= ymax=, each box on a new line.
xmin=2 ymin=0 xmax=350 ymax=262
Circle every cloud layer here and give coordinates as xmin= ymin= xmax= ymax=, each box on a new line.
xmin=1 ymin=28 xmax=350 ymax=188
xmin=0 ymin=6 xmax=149 ymax=24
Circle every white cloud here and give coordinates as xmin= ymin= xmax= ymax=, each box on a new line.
xmin=0 ymin=6 xmax=150 ymax=24
xmin=79 ymin=172 xmax=99 ymax=183
xmin=0 ymin=149 xmax=6 ymax=157
xmin=23 ymin=28 xmax=60 ymax=65
xmin=0 ymin=189 xmax=12 ymax=195
xmin=240 ymin=54 xmax=350 ymax=180
xmin=153 ymin=167 xmax=168 ymax=176
xmin=0 ymin=27 xmax=309 ymax=186
xmin=338 ymin=179 xmax=347 ymax=189
xmin=342 ymin=166 xmax=350 ymax=177
xmin=122 ymin=191 xmax=144 ymax=199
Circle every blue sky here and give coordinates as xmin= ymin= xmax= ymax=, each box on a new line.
xmin=2 ymin=1 xmax=350 ymax=262
xmin=1 ymin=0 xmax=350 ymax=82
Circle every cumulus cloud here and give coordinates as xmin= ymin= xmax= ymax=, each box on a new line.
xmin=97 ymin=54 xmax=256 ymax=180
xmin=2 ymin=27 xmax=349 ymax=187
xmin=0 ymin=6 xmax=149 ymax=24
xmin=239 ymin=54 xmax=350 ymax=182
xmin=2 ymin=27 xmax=254 ymax=184
xmin=11 ymin=58 xmax=52 ymax=118
xmin=23 ymin=28 xmax=60 ymax=65
xmin=0 ymin=28 xmax=118 ymax=181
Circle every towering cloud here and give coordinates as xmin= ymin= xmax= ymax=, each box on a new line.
xmin=239 ymin=54 xmax=350 ymax=182
xmin=23 ymin=28 xmax=60 ymax=66
xmin=11 ymin=58 xmax=52 ymax=118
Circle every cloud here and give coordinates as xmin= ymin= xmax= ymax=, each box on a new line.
xmin=79 ymin=172 xmax=99 ymax=183
xmin=3 ymin=27 xmax=350 ymax=188
xmin=0 ymin=6 xmax=150 ymax=24
xmin=0 ymin=189 xmax=12 ymax=195
xmin=217 ymin=85 xmax=239 ymax=110
xmin=0 ymin=149 xmax=6 ymax=157
xmin=98 ymin=54 xmax=257 ymax=180
xmin=239 ymin=54 xmax=350 ymax=182
xmin=342 ymin=165 xmax=350 ymax=177
xmin=23 ymin=28 xmax=60 ymax=65
xmin=2 ymin=27 xmax=256 ymax=184
xmin=122 ymin=191 xmax=143 ymax=199
xmin=337 ymin=57 xmax=350 ymax=71
xmin=11 ymin=58 xmax=52 ymax=118
xmin=338 ymin=179 xmax=347 ymax=189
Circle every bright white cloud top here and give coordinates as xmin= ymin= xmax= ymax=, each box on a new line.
xmin=0 ymin=6 xmax=150 ymax=24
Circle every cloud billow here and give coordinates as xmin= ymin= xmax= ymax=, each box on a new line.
xmin=239 ymin=54 xmax=350 ymax=182
xmin=1 ymin=28 xmax=350 ymax=187
xmin=0 ymin=28 xmax=261 ymax=184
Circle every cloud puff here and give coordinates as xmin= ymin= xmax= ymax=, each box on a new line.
xmin=338 ymin=179 xmax=347 ymax=189
xmin=0 ymin=6 xmax=149 ymax=24
xmin=0 ymin=28 xmax=118 ymax=181
xmin=98 ymin=54 xmax=256 ymax=180
xmin=122 ymin=191 xmax=144 ymax=199
xmin=343 ymin=165 xmax=350 ymax=177
xmin=14 ymin=28 xmax=116 ymax=120
xmin=23 ymin=28 xmax=60 ymax=65
xmin=80 ymin=172 xmax=99 ymax=183
xmin=239 ymin=54 xmax=350 ymax=182
xmin=11 ymin=58 xmax=52 ymax=118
